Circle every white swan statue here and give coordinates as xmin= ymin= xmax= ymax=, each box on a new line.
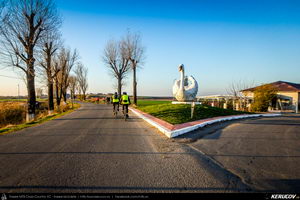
xmin=172 ymin=64 xmax=198 ymax=102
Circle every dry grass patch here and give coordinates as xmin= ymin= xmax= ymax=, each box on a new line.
xmin=0 ymin=102 xmax=26 ymax=128
xmin=0 ymin=101 xmax=80 ymax=133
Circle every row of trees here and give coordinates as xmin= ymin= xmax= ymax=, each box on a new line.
xmin=0 ymin=0 xmax=88 ymax=120
xmin=103 ymin=31 xmax=145 ymax=105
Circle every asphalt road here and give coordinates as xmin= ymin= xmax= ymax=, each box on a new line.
xmin=177 ymin=115 xmax=300 ymax=192
xmin=0 ymin=102 xmax=250 ymax=193
xmin=0 ymin=102 xmax=298 ymax=192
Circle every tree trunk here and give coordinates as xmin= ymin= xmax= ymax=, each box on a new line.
xmin=46 ymin=50 xmax=54 ymax=114
xmin=71 ymin=91 xmax=74 ymax=108
xmin=133 ymin=65 xmax=137 ymax=105
xmin=63 ymin=90 xmax=67 ymax=102
xmin=70 ymin=90 xmax=74 ymax=100
xmin=55 ymin=81 xmax=61 ymax=106
xmin=48 ymin=81 xmax=54 ymax=114
xmin=118 ymin=78 xmax=122 ymax=97
xmin=60 ymin=87 xmax=64 ymax=103
xmin=26 ymin=67 xmax=36 ymax=122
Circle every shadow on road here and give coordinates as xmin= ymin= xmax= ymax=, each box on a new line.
xmin=75 ymin=109 xmax=112 ymax=111
xmin=1 ymin=181 xmax=297 ymax=192
xmin=54 ymin=117 xmax=141 ymax=120
xmin=2 ymin=133 xmax=161 ymax=137
xmin=213 ymin=136 xmax=299 ymax=141
xmin=0 ymin=185 xmax=243 ymax=192
xmin=0 ymin=151 xmax=196 ymax=155
xmin=205 ymin=154 xmax=300 ymax=158
xmin=278 ymin=115 xmax=300 ymax=119
xmin=262 ymin=179 xmax=300 ymax=192
xmin=242 ymin=118 xmax=300 ymax=126
xmin=18 ymin=127 xmax=149 ymax=130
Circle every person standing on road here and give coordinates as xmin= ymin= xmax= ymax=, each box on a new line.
xmin=112 ymin=92 xmax=120 ymax=112
xmin=121 ymin=92 xmax=131 ymax=117
xmin=106 ymin=96 xmax=111 ymax=104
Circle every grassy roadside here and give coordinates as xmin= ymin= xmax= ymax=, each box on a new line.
xmin=136 ymin=100 xmax=251 ymax=125
xmin=0 ymin=98 xmax=47 ymax=102
xmin=0 ymin=103 xmax=81 ymax=135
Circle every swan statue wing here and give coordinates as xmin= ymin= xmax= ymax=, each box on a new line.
xmin=172 ymin=79 xmax=181 ymax=96
xmin=184 ymin=76 xmax=198 ymax=99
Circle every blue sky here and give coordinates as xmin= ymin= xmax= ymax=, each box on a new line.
xmin=1 ymin=0 xmax=300 ymax=96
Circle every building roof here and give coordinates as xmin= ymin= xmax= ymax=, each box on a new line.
xmin=241 ymin=81 xmax=300 ymax=92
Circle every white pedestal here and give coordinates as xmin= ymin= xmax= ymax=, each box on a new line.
xmin=172 ymin=101 xmax=201 ymax=105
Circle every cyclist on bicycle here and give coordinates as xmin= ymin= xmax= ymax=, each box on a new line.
xmin=111 ymin=92 xmax=120 ymax=112
xmin=121 ymin=92 xmax=131 ymax=118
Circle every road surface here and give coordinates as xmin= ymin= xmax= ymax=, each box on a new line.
xmin=0 ymin=102 xmax=250 ymax=193
xmin=177 ymin=114 xmax=300 ymax=192
xmin=0 ymin=102 xmax=298 ymax=192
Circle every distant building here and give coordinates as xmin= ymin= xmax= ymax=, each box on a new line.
xmin=87 ymin=94 xmax=103 ymax=99
xmin=241 ymin=81 xmax=300 ymax=112
xmin=197 ymin=95 xmax=244 ymax=110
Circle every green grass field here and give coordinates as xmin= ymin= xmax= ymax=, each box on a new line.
xmin=136 ymin=100 xmax=251 ymax=125
xmin=137 ymin=100 xmax=171 ymax=107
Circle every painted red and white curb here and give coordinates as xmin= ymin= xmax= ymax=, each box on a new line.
xmin=129 ymin=107 xmax=281 ymax=138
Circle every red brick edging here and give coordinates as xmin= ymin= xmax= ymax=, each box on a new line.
xmin=129 ymin=107 xmax=281 ymax=138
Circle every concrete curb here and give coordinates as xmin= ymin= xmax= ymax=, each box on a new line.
xmin=129 ymin=107 xmax=282 ymax=138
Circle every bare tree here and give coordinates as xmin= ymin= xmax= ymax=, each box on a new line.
xmin=103 ymin=39 xmax=130 ymax=96
xmin=122 ymin=31 xmax=145 ymax=105
xmin=68 ymin=75 xmax=77 ymax=100
xmin=68 ymin=75 xmax=77 ymax=108
xmin=36 ymin=87 xmax=43 ymax=98
xmin=0 ymin=0 xmax=60 ymax=121
xmin=75 ymin=63 xmax=88 ymax=100
xmin=76 ymin=84 xmax=82 ymax=99
xmin=56 ymin=47 xmax=78 ymax=103
xmin=40 ymin=31 xmax=61 ymax=113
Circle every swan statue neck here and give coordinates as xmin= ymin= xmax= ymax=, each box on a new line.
xmin=180 ymin=69 xmax=185 ymax=89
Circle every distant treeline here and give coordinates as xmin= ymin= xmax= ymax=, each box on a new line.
xmin=0 ymin=96 xmax=28 ymax=99
xmin=86 ymin=94 xmax=173 ymax=100
xmin=138 ymin=96 xmax=173 ymax=100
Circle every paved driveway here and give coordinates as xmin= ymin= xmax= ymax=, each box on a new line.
xmin=179 ymin=115 xmax=300 ymax=192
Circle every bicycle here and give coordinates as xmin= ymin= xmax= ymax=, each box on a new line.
xmin=113 ymin=104 xmax=118 ymax=118
xmin=123 ymin=105 xmax=129 ymax=121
